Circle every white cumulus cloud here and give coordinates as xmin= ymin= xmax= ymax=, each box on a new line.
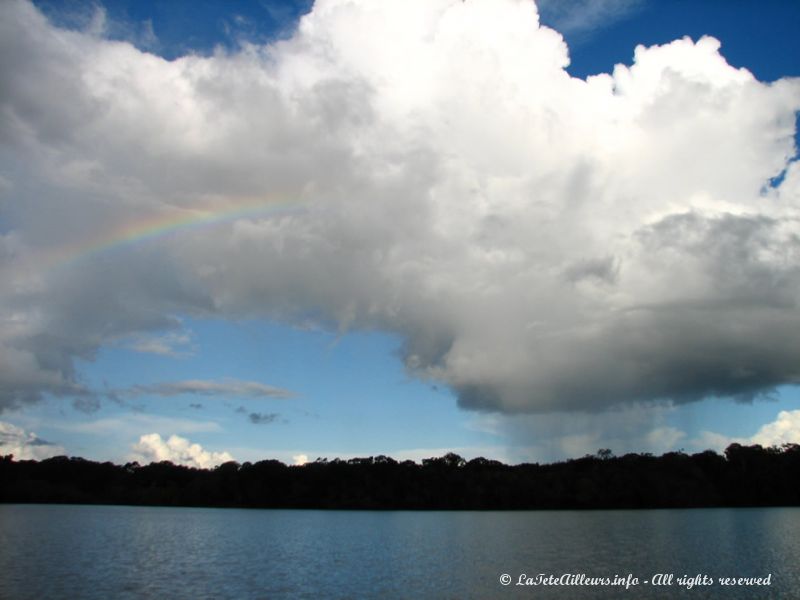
xmin=130 ymin=433 xmax=235 ymax=468
xmin=0 ymin=0 xmax=798 ymax=418
xmin=751 ymin=410 xmax=800 ymax=447
xmin=694 ymin=409 xmax=800 ymax=452
xmin=0 ymin=420 xmax=65 ymax=460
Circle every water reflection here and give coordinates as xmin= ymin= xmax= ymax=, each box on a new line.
xmin=0 ymin=505 xmax=796 ymax=599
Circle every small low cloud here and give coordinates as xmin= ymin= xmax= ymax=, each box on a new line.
xmin=0 ymin=421 xmax=65 ymax=460
xmin=124 ymin=379 xmax=295 ymax=400
xmin=235 ymin=405 xmax=281 ymax=424
xmin=130 ymin=433 xmax=234 ymax=468
xmin=247 ymin=411 xmax=280 ymax=425
xmin=292 ymin=454 xmax=309 ymax=466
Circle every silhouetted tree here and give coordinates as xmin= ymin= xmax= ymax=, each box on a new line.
xmin=2 ymin=445 xmax=799 ymax=510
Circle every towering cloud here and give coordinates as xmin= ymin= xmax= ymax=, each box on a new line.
xmin=0 ymin=0 xmax=798 ymax=414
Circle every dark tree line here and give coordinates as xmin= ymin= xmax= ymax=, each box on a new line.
xmin=1 ymin=443 xmax=799 ymax=509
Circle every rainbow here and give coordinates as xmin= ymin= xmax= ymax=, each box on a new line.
xmin=29 ymin=194 xmax=307 ymax=274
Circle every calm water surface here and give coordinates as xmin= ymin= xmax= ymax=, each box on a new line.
xmin=0 ymin=505 xmax=797 ymax=599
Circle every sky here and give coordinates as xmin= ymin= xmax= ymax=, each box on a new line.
xmin=1 ymin=0 xmax=799 ymax=467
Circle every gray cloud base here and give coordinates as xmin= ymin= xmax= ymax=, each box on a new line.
xmin=1 ymin=0 xmax=799 ymax=415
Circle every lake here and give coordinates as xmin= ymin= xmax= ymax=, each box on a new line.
xmin=0 ymin=505 xmax=797 ymax=599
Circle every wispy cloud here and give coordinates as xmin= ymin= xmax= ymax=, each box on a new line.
xmin=537 ymin=0 xmax=643 ymax=37
xmin=123 ymin=379 xmax=296 ymax=400
xmin=48 ymin=414 xmax=223 ymax=436
xmin=121 ymin=330 xmax=196 ymax=358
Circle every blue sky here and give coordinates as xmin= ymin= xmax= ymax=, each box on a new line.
xmin=2 ymin=0 xmax=800 ymax=466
